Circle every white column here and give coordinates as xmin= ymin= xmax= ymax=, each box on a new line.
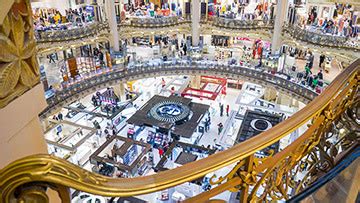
xmin=113 ymin=83 xmax=126 ymax=101
xmin=271 ymin=0 xmax=287 ymax=54
xmin=205 ymin=0 xmax=209 ymax=20
xmin=191 ymin=0 xmax=200 ymax=47
xmin=106 ymin=0 xmax=120 ymax=51
xmin=328 ymin=6 xmax=334 ymax=19
xmin=190 ymin=75 xmax=201 ymax=89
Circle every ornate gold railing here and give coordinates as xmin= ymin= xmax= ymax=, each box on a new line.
xmin=1 ymin=0 xmax=359 ymax=201
xmin=0 ymin=56 xmax=358 ymax=201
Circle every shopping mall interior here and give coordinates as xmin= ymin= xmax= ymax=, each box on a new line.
xmin=0 ymin=0 xmax=359 ymax=202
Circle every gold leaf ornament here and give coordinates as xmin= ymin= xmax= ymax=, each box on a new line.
xmin=0 ymin=34 xmax=18 ymax=62
xmin=0 ymin=62 xmax=21 ymax=98
xmin=19 ymin=60 xmax=37 ymax=87
xmin=0 ymin=0 xmax=39 ymax=108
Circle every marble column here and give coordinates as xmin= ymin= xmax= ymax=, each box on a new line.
xmin=106 ymin=0 xmax=120 ymax=51
xmin=271 ymin=0 xmax=288 ymax=54
xmin=113 ymin=82 xmax=126 ymax=101
xmin=191 ymin=0 xmax=200 ymax=47
xmin=190 ymin=75 xmax=201 ymax=89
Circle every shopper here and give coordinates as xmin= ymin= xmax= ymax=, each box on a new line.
xmin=312 ymin=76 xmax=319 ymax=89
xmin=112 ymin=126 xmax=117 ymax=135
xmin=317 ymin=70 xmax=323 ymax=80
xmin=158 ymin=148 xmax=164 ymax=157
xmin=170 ymin=86 xmax=175 ymax=95
xmin=217 ymin=123 xmax=223 ymax=135
xmin=205 ymin=118 xmax=210 ymax=132
xmin=319 ymin=54 xmax=325 ymax=68
xmin=48 ymin=54 xmax=55 ymax=63
xmin=57 ymin=113 xmax=63 ymax=120
xmin=308 ymin=53 xmax=314 ymax=69
xmin=220 ymin=104 xmax=224 ymax=117
xmin=148 ymin=149 xmax=154 ymax=166
xmin=183 ymin=43 xmax=187 ymax=56
xmin=226 ymin=105 xmax=230 ymax=117
xmin=304 ymin=65 xmax=311 ymax=79
xmin=161 ymin=78 xmax=166 ymax=88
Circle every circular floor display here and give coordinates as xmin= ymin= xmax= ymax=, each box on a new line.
xmin=149 ymin=101 xmax=191 ymax=123
xmin=250 ymin=119 xmax=273 ymax=132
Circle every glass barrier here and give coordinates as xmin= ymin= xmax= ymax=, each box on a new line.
xmin=35 ymin=22 xmax=109 ymax=43
xmin=284 ymin=25 xmax=360 ymax=50
xmin=205 ymin=16 xmax=274 ymax=29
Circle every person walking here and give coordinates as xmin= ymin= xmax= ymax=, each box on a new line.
xmin=48 ymin=54 xmax=55 ymax=63
xmin=220 ymin=104 xmax=224 ymax=117
xmin=217 ymin=123 xmax=223 ymax=135
xmin=204 ymin=118 xmax=208 ymax=132
xmin=170 ymin=86 xmax=175 ymax=95
xmin=305 ymin=65 xmax=312 ymax=79
xmin=161 ymin=78 xmax=166 ymax=88
xmin=226 ymin=105 xmax=230 ymax=116
xmin=317 ymin=69 xmax=323 ymax=80
xmin=319 ymin=54 xmax=325 ymax=68
xmin=158 ymin=148 xmax=164 ymax=157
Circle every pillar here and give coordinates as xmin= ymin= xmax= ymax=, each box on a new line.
xmin=0 ymin=0 xmax=49 ymax=168
xmin=328 ymin=6 xmax=334 ymax=20
xmin=190 ymin=75 xmax=201 ymax=89
xmin=271 ymin=0 xmax=287 ymax=54
xmin=113 ymin=82 xmax=126 ymax=101
xmin=105 ymin=0 xmax=120 ymax=51
xmin=191 ymin=0 xmax=200 ymax=47
xmin=93 ymin=3 xmax=101 ymax=22
xmin=276 ymin=93 xmax=292 ymax=107
xmin=205 ymin=0 xmax=209 ymax=20
xmin=264 ymin=87 xmax=277 ymax=102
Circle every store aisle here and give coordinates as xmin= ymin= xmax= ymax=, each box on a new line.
xmin=196 ymin=87 xmax=242 ymax=148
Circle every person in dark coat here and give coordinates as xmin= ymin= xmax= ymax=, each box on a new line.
xmin=220 ymin=104 xmax=224 ymax=117
xmin=317 ymin=70 xmax=323 ymax=80
xmin=319 ymin=54 xmax=325 ymax=67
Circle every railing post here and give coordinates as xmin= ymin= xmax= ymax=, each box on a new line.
xmin=239 ymin=155 xmax=254 ymax=202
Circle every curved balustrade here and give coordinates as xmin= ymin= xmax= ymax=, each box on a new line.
xmin=35 ymin=22 xmax=110 ymax=43
xmin=39 ymin=60 xmax=318 ymax=118
xmin=283 ymin=25 xmax=360 ymax=51
xmin=204 ymin=16 xmax=274 ymax=30
xmin=127 ymin=16 xmax=182 ymax=27
xmin=119 ymin=16 xmax=190 ymax=28
xmin=0 ymin=59 xmax=358 ymax=202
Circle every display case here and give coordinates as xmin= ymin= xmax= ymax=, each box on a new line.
xmin=112 ymin=113 xmax=127 ymax=132
xmin=227 ymin=78 xmax=243 ymax=89
xmin=127 ymin=125 xmax=143 ymax=139
xmin=90 ymin=136 xmax=151 ymax=177
xmin=147 ymin=131 xmax=169 ymax=148
xmin=45 ymin=121 xmax=97 ymax=166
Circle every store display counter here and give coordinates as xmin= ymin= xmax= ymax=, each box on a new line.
xmin=90 ymin=135 xmax=151 ymax=177
xmin=155 ymin=141 xmax=216 ymax=171
xmin=45 ymin=121 xmax=96 ymax=152
xmin=45 ymin=121 xmax=97 ymax=166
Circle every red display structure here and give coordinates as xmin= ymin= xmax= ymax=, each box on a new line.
xmin=181 ymin=76 xmax=227 ymax=100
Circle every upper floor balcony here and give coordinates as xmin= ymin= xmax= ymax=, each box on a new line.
xmin=203 ymin=15 xmax=274 ymax=30
xmin=121 ymin=15 xmax=189 ymax=28
xmin=283 ymin=24 xmax=360 ymax=51
xmin=34 ymin=22 xmax=109 ymax=43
